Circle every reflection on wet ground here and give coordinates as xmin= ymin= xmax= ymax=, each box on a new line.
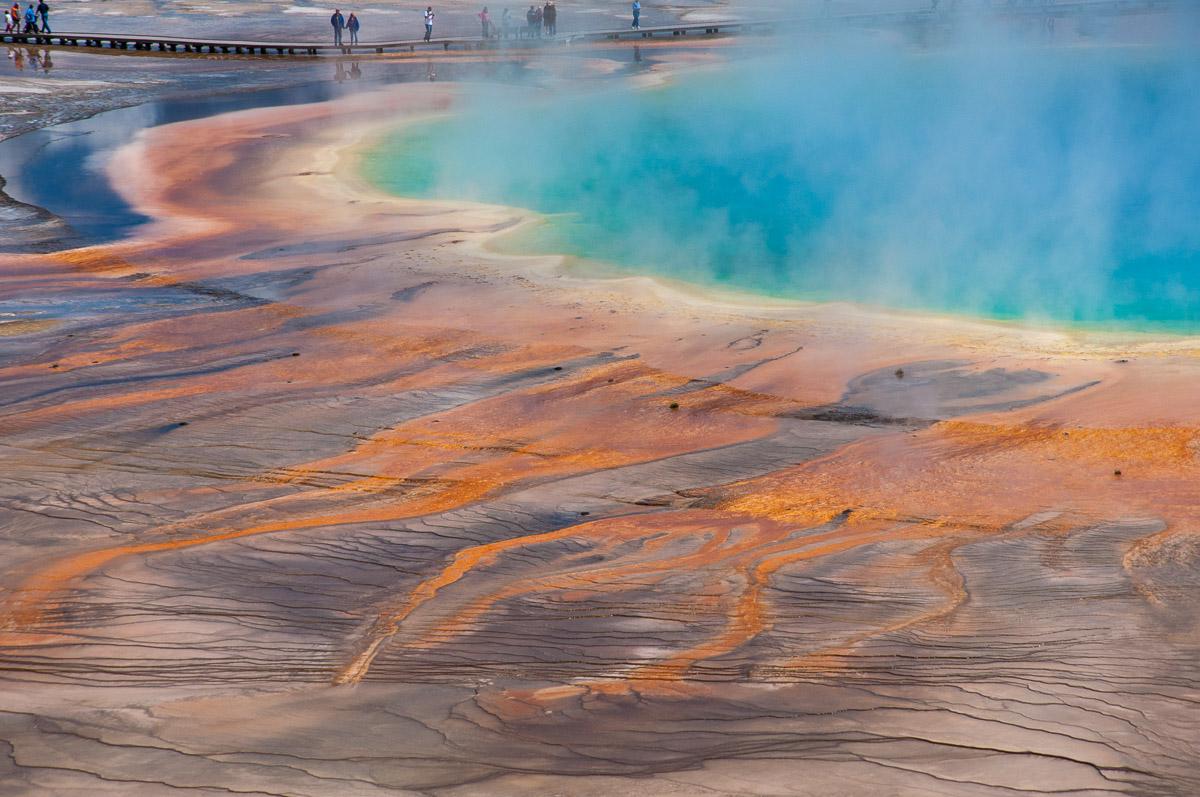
xmin=5 ymin=46 xmax=53 ymax=72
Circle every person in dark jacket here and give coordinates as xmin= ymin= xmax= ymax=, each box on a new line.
xmin=330 ymin=8 xmax=345 ymax=45
xmin=347 ymin=12 xmax=359 ymax=44
xmin=542 ymin=1 xmax=555 ymax=35
xmin=35 ymin=0 xmax=46 ymax=32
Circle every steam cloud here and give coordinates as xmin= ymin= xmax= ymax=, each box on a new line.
xmin=370 ymin=10 xmax=1200 ymax=330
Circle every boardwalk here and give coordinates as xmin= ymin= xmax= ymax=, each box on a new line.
xmin=0 ymin=20 xmax=772 ymax=57
xmin=0 ymin=0 xmax=1182 ymax=58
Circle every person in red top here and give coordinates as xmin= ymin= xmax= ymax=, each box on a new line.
xmin=478 ymin=6 xmax=491 ymax=38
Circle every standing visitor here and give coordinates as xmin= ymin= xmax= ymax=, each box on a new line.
xmin=543 ymin=0 xmax=555 ymax=35
xmin=532 ymin=4 xmax=541 ymax=36
xmin=525 ymin=4 xmax=535 ymax=37
xmin=347 ymin=12 xmax=359 ymax=44
xmin=330 ymin=8 xmax=345 ymax=46
xmin=35 ymin=0 xmax=46 ymax=32
xmin=423 ymin=6 xmax=434 ymax=41
xmin=631 ymin=0 xmax=640 ymax=30
xmin=478 ymin=6 xmax=490 ymax=38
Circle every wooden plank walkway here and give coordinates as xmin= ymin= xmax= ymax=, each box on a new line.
xmin=0 ymin=0 xmax=1181 ymax=58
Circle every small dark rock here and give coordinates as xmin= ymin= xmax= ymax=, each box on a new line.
xmin=1114 ymin=469 xmax=1122 ymax=477
xmin=291 ymin=352 xmax=301 ymax=357
xmin=579 ymin=511 xmax=590 ymax=516
xmin=669 ymin=402 xmax=680 ymax=410
xmin=894 ymin=368 xmax=904 ymax=379
xmin=553 ymin=366 xmax=563 ymax=371
xmin=178 ymin=421 xmax=189 ymax=427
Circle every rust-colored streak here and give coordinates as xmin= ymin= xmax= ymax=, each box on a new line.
xmin=2 ymin=358 xmax=781 ymax=640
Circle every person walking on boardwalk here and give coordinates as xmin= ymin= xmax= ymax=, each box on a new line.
xmin=542 ymin=1 xmax=555 ymax=35
xmin=478 ymin=6 xmax=491 ymax=38
xmin=347 ymin=12 xmax=359 ymax=44
xmin=22 ymin=3 xmax=35 ymax=33
xmin=4 ymin=8 xmax=12 ymax=32
xmin=34 ymin=0 xmax=46 ymax=32
xmin=423 ymin=6 xmax=434 ymax=41
xmin=631 ymin=0 xmax=640 ymax=30
xmin=330 ymin=8 xmax=345 ymax=46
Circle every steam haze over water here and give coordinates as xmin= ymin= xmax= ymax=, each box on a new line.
xmin=366 ymin=33 xmax=1200 ymax=332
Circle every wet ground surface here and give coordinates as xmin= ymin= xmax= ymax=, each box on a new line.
xmin=0 ymin=75 xmax=1196 ymax=794
xmin=0 ymin=7 xmax=1197 ymax=796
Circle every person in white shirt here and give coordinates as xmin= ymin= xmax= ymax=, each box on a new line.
xmin=423 ymin=6 xmax=434 ymax=42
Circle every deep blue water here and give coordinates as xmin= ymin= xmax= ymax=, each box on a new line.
xmin=365 ymin=45 xmax=1200 ymax=332
xmin=0 ymin=58 xmax=540 ymax=246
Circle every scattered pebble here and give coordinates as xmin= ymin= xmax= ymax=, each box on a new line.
xmin=894 ymin=368 xmax=904 ymax=379
xmin=669 ymin=402 xmax=679 ymax=410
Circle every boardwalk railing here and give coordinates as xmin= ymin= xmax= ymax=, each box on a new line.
xmin=0 ymin=0 xmax=1182 ymax=58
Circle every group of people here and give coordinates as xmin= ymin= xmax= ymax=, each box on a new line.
xmin=517 ymin=3 xmax=557 ymax=38
xmin=471 ymin=4 xmax=557 ymax=40
xmin=328 ymin=9 xmax=361 ymax=46
xmin=4 ymin=1 xmax=50 ymax=34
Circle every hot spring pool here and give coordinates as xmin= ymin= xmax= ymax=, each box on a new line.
xmin=362 ymin=44 xmax=1200 ymax=333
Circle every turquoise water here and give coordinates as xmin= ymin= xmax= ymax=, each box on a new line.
xmin=363 ymin=45 xmax=1200 ymax=332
